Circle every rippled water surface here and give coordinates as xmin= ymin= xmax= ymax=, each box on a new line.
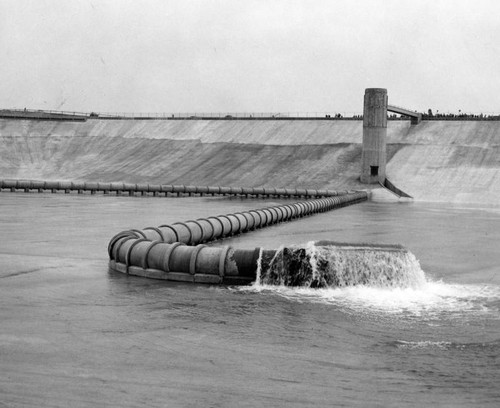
xmin=1 ymin=193 xmax=499 ymax=407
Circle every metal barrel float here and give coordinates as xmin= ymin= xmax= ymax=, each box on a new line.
xmin=0 ymin=179 xmax=347 ymax=198
xmin=108 ymin=193 xmax=368 ymax=247
xmin=108 ymin=192 xmax=369 ymax=284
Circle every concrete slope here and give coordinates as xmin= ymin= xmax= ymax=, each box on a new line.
xmin=385 ymin=121 xmax=500 ymax=204
xmin=0 ymin=118 xmax=367 ymax=145
xmin=0 ymin=119 xmax=371 ymax=189
xmin=1 ymin=118 xmax=500 ymax=204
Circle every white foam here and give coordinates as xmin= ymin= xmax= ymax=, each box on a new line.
xmin=241 ymin=242 xmax=500 ymax=318
xmin=239 ymin=280 xmax=500 ymax=318
xmin=393 ymin=340 xmax=453 ymax=350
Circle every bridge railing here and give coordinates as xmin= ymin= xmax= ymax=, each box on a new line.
xmin=387 ymin=104 xmax=419 ymax=113
xmin=0 ymin=108 xmax=89 ymax=118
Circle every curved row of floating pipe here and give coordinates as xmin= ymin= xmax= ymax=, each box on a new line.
xmin=0 ymin=179 xmax=349 ymax=198
xmin=108 ymin=192 xmax=368 ymax=285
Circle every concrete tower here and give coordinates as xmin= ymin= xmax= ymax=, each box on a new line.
xmin=361 ymin=88 xmax=387 ymax=184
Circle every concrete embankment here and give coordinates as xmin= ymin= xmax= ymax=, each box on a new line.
xmin=386 ymin=121 xmax=500 ymax=204
xmin=0 ymin=118 xmax=369 ymax=190
xmin=1 ymin=118 xmax=499 ymax=204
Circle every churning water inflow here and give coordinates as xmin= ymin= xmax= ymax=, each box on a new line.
xmin=242 ymin=240 xmax=500 ymax=320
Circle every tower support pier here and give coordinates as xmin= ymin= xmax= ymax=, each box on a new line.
xmin=361 ymin=88 xmax=387 ymax=184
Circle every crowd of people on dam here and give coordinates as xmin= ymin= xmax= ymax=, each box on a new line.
xmin=337 ymin=112 xmax=499 ymax=121
xmin=419 ymin=109 xmax=498 ymax=120
xmin=385 ymin=111 xmax=498 ymax=121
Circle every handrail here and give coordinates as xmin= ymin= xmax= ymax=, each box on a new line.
xmin=387 ymin=104 xmax=419 ymax=113
xmin=387 ymin=104 xmax=421 ymax=117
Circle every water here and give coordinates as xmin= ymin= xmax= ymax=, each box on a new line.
xmin=1 ymin=193 xmax=499 ymax=407
xmin=257 ymin=242 xmax=426 ymax=288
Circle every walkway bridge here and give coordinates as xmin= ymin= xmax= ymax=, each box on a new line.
xmin=387 ymin=105 xmax=422 ymax=124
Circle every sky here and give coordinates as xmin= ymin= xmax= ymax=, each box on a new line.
xmin=1 ymin=0 xmax=499 ymax=115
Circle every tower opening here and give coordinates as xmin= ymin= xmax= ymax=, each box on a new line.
xmin=370 ymin=166 xmax=379 ymax=176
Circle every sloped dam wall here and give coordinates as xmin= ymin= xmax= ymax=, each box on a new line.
xmin=1 ymin=118 xmax=499 ymax=204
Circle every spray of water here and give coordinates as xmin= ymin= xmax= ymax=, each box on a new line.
xmin=252 ymin=247 xmax=264 ymax=288
xmin=305 ymin=241 xmax=320 ymax=283
xmin=236 ymin=242 xmax=500 ymax=317
xmin=260 ymin=241 xmax=426 ymax=289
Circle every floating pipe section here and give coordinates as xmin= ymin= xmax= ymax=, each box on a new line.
xmin=108 ymin=192 xmax=369 ymax=284
xmin=0 ymin=179 xmax=350 ymax=199
xmin=109 ymin=239 xmax=250 ymax=284
xmin=108 ymin=239 xmax=410 ymax=286
xmin=108 ymin=193 xmax=368 ymax=248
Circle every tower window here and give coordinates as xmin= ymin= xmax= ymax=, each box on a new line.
xmin=370 ymin=166 xmax=379 ymax=176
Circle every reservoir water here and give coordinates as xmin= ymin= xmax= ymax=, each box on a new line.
xmin=1 ymin=193 xmax=499 ymax=407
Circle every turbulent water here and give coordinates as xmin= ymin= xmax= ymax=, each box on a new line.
xmin=258 ymin=242 xmax=426 ymax=288
xmin=1 ymin=193 xmax=499 ymax=407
